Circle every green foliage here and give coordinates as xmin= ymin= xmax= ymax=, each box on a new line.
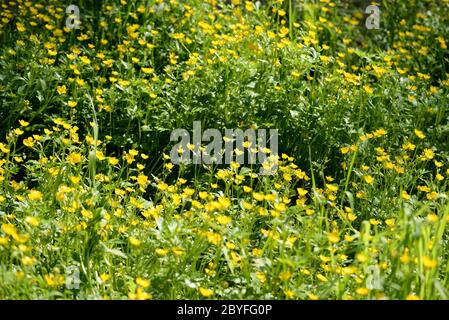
xmin=0 ymin=0 xmax=449 ymax=300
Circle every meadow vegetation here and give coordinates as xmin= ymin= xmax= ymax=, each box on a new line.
xmin=0 ymin=0 xmax=449 ymax=299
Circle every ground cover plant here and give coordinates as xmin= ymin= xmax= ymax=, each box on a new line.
xmin=0 ymin=0 xmax=449 ymax=299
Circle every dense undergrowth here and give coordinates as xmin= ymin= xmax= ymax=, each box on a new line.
xmin=0 ymin=0 xmax=449 ymax=299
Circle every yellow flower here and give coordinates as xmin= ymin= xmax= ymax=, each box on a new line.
xmin=137 ymin=174 xmax=148 ymax=186
xmin=274 ymin=203 xmax=286 ymax=213
xmin=284 ymin=290 xmax=296 ymax=298
xmin=22 ymin=256 xmax=36 ymax=266
xmin=25 ymin=216 xmax=39 ymax=227
xmin=316 ymin=274 xmax=328 ymax=282
xmin=356 ymin=253 xmax=368 ymax=263
xmin=433 ymin=160 xmax=443 ymax=168
xmin=423 ymin=256 xmax=437 ymax=269
xmin=199 ymin=287 xmax=214 ymax=298
xmin=23 ymin=137 xmax=35 ymax=148
xmin=44 ymin=274 xmax=64 ymax=287
xmin=157 ymin=182 xmax=168 ymax=191
xmin=363 ymin=175 xmax=374 ymax=184
xmin=129 ymin=287 xmax=152 ymax=300
xmin=44 ymin=275 xmax=57 ymax=287
xmin=327 ymin=231 xmax=340 ymax=244
xmin=81 ymin=209 xmax=93 ymax=219
xmin=402 ymin=142 xmax=416 ymax=151
xmin=141 ymin=67 xmax=154 ymax=74
xmin=421 ymin=148 xmax=434 ymax=160
xmin=427 ymin=190 xmax=438 ymax=200
xmin=0 ymin=237 xmax=8 ymax=246
xmin=255 ymin=271 xmax=266 ymax=283
xmin=243 ymin=201 xmax=253 ymax=210
xmin=57 ymin=85 xmax=67 ymax=95
xmin=278 ymin=26 xmax=289 ymax=38
xmin=67 ymin=101 xmax=78 ymax=108
xmin=80 ymin=56 xmax=91 ymax=65
xmin=100 ymin=273 xmax=111 ymax=282
xmin=279 ymin=271 xmax=292 ymax=281
xmin=1 ymin=224 xmax=17 ymax=237
xmin=417 ymin=185 xmax=431 ymax=193
xmin=217 ymin=196 xmax=230 ymax=210
xmin=356 ymin=287 xmax=369 ymax=296
xmin=28 ymin=190 xmax=43 ymax=201
xmin=0 ymin=143 xmax=10 ymax=153
xmin=320 ymin=55 xmax=331 ymax=63
xmin=278 ymin=10 xmax=288 ymax=17
xmin=216 ymin=215 xmax=232 ymax=225
xmin=172 ymin=246 xmax=185 ymax=256
xmin=16 ymin=22 xmax=27 ymax=32
xmin=129 ymin=236 xmax=141 ymax=247
xmin=155 ymin=248 xmax=169 ymax=256
xmin=70 ymin=176 xmax=81 ymax=184
xmin=96 ymin=151 xmax=106 ymax=161
xmin=305 ymin=208 xmax=314 ymax=215
xmin=414 ymin=129 xmax=426 ymax=139
xmin=76 ymin=78 xmax=85 ymax=86
xmin=19 ymin=120 xmax=29 ymax=127
xmin=400 ymin=253 xmax=410 ymax=264
xmin=385 ymin=218 xmax=395 ymax=227
xmin=401 ymin=190 xmax=411 ymax=200
xmin=14 ymin=128 xmax=24 ymax=136
xmin=67 ymin=152 xmax=82 ymax=164
xmin=108 ymin=157 xmax=119 ymax=166
xmin=363 ymin=85 xmax=374 ymax=94
xmin=136 ymin=277 xmax=150 ymax=288
xmin=206 ymin=232 xmax=221 ymax=245
xmin=182 ymin=187 xmax=195 ymax=197
xmin=427 ymin=213 xmax=438 ymax=223
xmin=308 ymin=293 xmax=319 ymax=300
xmin=342 ymin=266 xmax=357 ymax=275
xmin=373 ymin=128 xmax=387 ymax=137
